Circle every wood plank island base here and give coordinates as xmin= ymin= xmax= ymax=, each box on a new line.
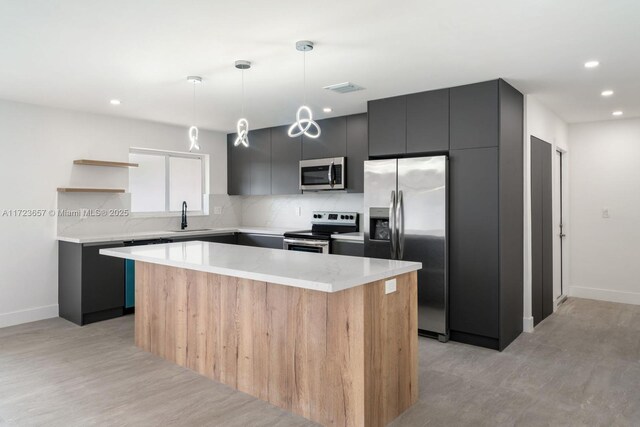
xmin=101 ymin=242 xmax=421 ymax=426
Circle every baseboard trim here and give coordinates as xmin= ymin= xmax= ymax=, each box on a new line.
xmin=523 ymin=316 xmax=534 ymax=333
xmin=569 ymin=286 xmax=640 ymax=306
xmin=0 ymin=305 xmax=59 ymax=329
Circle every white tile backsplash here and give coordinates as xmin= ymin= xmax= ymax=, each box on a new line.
xmin=56 ymin=192 xmax=363 ymax=237
xmin=240 ymin=193 xmax=364 ymax=229
xmin=57 ymin=193 xmax=241 ymax=237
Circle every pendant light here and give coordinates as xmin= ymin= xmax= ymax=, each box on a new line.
xmin=234 ymin=60 xmax=251 ymax=147
xmin=187 ymin=75 xmax=202 ymax=151
xmin=288 ymin=40 xmax=321 ymax=139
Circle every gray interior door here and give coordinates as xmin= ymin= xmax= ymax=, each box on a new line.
xmin=531 ymin=136 xmax=554 ymax=325
xmin=397 ymin=157 xmax=447 ymax=337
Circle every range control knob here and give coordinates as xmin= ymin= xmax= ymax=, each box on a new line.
xmin=349 ymin=215 xmax=354 ymax=220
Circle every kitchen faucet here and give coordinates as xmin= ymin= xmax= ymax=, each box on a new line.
xmin=181 ymin=201 xmax=188 ymax=230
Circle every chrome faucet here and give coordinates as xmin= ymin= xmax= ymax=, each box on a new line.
xmin=181 ymin=201 xmax=188 ymax=230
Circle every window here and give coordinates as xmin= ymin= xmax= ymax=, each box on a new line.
xmin=129 ymin=148 xmax=207 ymax=214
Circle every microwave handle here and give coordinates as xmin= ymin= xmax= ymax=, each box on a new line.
xmin=328 ymin=161 xmax=335 ymax=188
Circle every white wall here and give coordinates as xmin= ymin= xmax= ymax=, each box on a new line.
xmin=523 ymin=95 xmax=569 ymax=332
xmin=568 ymin=118 xmax=640 ymax=305
xmin=0 ymin=99 xmax=227 ymax=327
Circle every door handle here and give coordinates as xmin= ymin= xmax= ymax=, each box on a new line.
xmin=328 ymin=162 xmax=335 ymax=188
xmin=397 ymin=190 xmax=404 ymax=260
xmin=389 ymin=190 xmax=396 ymax=259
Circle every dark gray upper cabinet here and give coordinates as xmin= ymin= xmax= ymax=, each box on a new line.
xmin=450 ymin=80 xmax=499 ymax=150
xmin=448 ymin=147 xmax=500 ymax=339
xmin=368 ymin=95 xmax=406 ymax=157
xmin=346 ymin=113 xmax=367 ymax=193
xmin=406 ymin=89 xmax=449 ymax=154
xmin=302 ymin=116 xmax=347 ymax=160
xmin=227 ymin=133 xmax=251 ymax=195
xmin=249 ymin=128 xmax=271 ymax=195
xmin=227 ymin=129 xmax=271 ymax=196
xmin=271 ymin=125 xmax=302 ymax=195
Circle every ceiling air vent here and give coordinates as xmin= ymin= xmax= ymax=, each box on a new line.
xmin=323 ymin=82 xmax=365 ymax=94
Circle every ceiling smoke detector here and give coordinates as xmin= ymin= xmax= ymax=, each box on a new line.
xmin=323 ymin=82 xmax=365 ymax=94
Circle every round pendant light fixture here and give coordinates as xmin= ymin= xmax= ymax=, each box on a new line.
xmin=288 ymin=40 xmax=321 ymax=139
xmin=187 ymin=75 xmax=202 ymax=152
xmin=234 ymin=60 xmax=251 ymax=148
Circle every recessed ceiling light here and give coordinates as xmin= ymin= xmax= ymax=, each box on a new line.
xmin=584 ymin=60 xmax=600 ymax=68
xmin=612 ymin=111 xmax=623 ymax=116
xmin=601 ymin=90 xmax=614 ymax=97
xmin=323 ymin=107 xmax=333 ymax=113
xmin=110 ymin=99 xmax=121 ymax=105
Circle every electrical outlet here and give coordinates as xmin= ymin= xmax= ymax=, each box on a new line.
xmin=602 ymin=208 xmax=610 ymax=219
xmin=213 ymin=206 xmax=222 ymax=215
xmin=296 ymin=206 xmax=302 ymax=216
xmin=385 ymin=279 xmax=397 ymax=294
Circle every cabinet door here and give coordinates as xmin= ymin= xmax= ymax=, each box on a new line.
xmin=81 ymin=242 xmax=125 ymax=315
xmin=271 ymin=125 xmax=302 ymax=195
xmin=172 ymin=233 xmax=237 ymax=244
xmin=249 ymin=128 xmax=272 ymax=195
xmin=368 ymin=96 xmax=406 ymax=157
xmin=237 ymin=233 xmax=284 ymax=249
xmin=406 ymin=89 xmax=449 ymax=154
xmin=302 ymin=116 xmax=347 ymax=160
xmin=450 ymin=80 xmax=499 ymax=150
xmin=346 ymin=113 xmax=367 ymax=193
xmin=448 ymin=148 xmax=499 ymax=339
xmin=332 ymin=240 xmax=364 ymax=257
xmin=227 ymin=133 xmax=251 ymax=195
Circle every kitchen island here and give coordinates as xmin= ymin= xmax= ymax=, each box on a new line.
xmin=101 ymin=241 xmax=421 ymax=426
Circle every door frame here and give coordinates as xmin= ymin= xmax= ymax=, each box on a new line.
xmin=553 ymin=147 xmax=569 ymax=307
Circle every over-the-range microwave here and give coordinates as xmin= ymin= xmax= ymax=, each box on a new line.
xmin=299 ymin=157 xmax=346 ymax=191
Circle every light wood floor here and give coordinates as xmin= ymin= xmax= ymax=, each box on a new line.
xmin=1 ymin=298 xmax=639 ymax=426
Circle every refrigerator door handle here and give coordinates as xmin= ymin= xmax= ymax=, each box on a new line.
xmin=389 ymin=190 xmax=397 ymax=259
xmin=397 ymin=190 xmax=405 ymax=260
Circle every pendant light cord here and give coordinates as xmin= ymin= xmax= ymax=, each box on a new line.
xmin=241 ymin=69 xmax=245 ymax=117
xmin=192 ymin=82 xmax=197 ymax=126
xmin=303 ymin=50 xmax=307 ymax=105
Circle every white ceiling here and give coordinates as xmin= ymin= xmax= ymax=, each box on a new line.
xmin=1 ymin=0 xmax=639 ymax=132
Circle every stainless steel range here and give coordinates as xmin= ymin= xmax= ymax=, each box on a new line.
xmin=283 ymin=211 xmax=359 ymax=254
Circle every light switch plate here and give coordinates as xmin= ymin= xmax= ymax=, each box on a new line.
xmin=385 ymin=279 xmax=397 ymax=294
xmin=213 ymin=206 xmax=222 ymax=215
xmin=602 ymin=208 xmax=610 ymax=219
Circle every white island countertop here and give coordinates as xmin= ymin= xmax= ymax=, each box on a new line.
xmin=100 ymin=241 xmax=420 ymax=293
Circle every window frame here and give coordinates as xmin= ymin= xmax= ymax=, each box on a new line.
xmin=129 ymin=147 xmax=209 ymax=217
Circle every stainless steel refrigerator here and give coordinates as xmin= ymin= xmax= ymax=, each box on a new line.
xmin=364 ymin=156 xmax=448 ymax=341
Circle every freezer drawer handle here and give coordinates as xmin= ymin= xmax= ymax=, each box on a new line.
xmin=389 ymin=190 xmax=397 ymax=259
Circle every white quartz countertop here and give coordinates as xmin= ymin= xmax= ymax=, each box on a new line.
xmin=57 ymin=227 xmax=364 ymax=244
xmin=57 ymin=226 xmax=295 ymax=244
xmin=100 ymin=241 xmax=420 ymax=293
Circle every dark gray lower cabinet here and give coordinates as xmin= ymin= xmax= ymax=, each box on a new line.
xmin=59 ymin=241 xmax=125 ymax=326
xmin=237 ymin=233 xmax=284 ymax=249
xmin=331 ymin=240 xmax=364 ymax=257
xmin=172 ymin=233 xmax=237 ymax=244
